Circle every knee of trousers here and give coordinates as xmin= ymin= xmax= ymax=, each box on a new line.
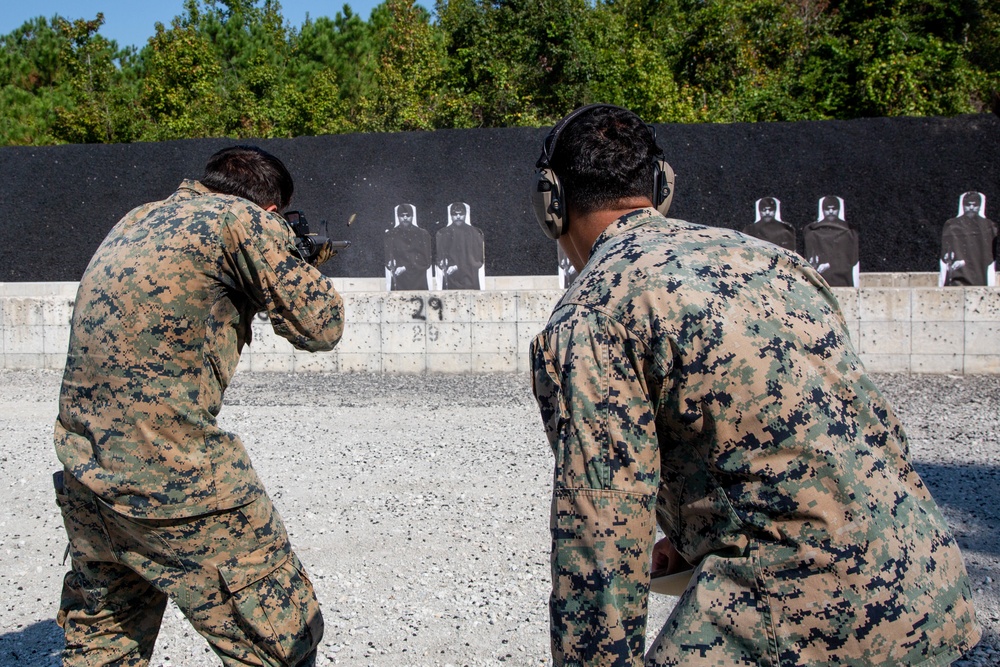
xmin=219 ymin=546 xmax=324 ymax=666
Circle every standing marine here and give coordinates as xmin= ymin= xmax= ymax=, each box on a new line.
xmin=53 ymin=146 xmax=343 ymax=666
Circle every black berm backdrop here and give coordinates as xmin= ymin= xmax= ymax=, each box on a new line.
xmin=0 ymin=114 xmax=997 ymax=282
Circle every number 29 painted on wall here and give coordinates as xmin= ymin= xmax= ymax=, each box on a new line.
xmin=410 ymin=296 xmax=444 ymax=321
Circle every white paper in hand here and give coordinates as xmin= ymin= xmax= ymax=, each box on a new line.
xmin=649 ymin=569 xmax=694 ymax=596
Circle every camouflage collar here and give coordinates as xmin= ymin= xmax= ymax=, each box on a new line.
xmin=589 ymin=207 xmax=661 ymax=257
xmin=176 ymin=179 xmax=214 ymax=197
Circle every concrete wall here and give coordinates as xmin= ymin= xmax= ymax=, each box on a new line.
xmin=2 ymin=275 xmax=998 ymax=374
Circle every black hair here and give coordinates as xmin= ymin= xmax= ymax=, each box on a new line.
xmin=548 ymin=106 xmax=659 ymax=214
xmin=201 ymin=145 xmax=294 ymax=210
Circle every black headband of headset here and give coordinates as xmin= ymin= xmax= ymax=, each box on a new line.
xmin=530 ymin=103 xmax=674 ymax=240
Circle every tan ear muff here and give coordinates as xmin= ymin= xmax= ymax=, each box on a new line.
xmin=532 ymin=104 xmax=672 ymax=238
xmin=531 ymin=168 xmax=565 ymax=240
xmin=652 ymin=159 xmax=675 ymax=216
xmin=531 ymin=104 xmax=618 ymax=240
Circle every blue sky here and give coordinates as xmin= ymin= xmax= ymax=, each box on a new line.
xmin=0 ymin=1 xmax=429 ymax=49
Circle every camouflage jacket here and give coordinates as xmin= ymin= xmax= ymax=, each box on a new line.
xmin=531 ymin=209 xmax=979 ymax=666
xmin=55 ymin=180 xmax=344 ymax=519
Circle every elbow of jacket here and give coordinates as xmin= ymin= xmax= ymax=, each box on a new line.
xmin=291 ymin=300 xmax=345 ymax=353
xmin=314 ymin=321 xmax=344 ymax=351
xmin=303 ymin=312 xmax=344 ymax=352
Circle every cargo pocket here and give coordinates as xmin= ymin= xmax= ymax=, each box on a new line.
xmin=219 ymin=543 xmax=323 ymax=667
xmin=53 ymin=470 xmax=114 ymax=564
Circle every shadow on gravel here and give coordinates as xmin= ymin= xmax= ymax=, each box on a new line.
xmin=0 ymin=619 xmax=62 ymax=666
xmin=916 ymin=462 xmax=1000 ymax=557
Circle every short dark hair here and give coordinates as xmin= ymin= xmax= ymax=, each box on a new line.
xmin=548 ymin=106 xmax=658 ymax=214
xmin=201 ymin=145 xmax=294 ymax=210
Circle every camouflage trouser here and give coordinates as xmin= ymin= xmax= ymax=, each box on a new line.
xmin=54 ymin=470 xmax=323 ymax=667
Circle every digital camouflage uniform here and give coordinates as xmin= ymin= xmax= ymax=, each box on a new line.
xmin=54 ymin=180 xmax=344 ymax=666
xmin=531 ymin=208 xmax=980 ymax=667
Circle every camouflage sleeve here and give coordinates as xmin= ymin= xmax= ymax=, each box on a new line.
xmin=531 ymin=305 xmax=662 ymax=667
xmin=224 ymin=204 xmax=344 ymax=352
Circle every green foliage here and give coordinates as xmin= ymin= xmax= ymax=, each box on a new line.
xmin=968 ymin=0 xmax=1000 ymax=106
xmin=50 ymin=14 xmax=144 ymax=143
xmin=0 ymin=0 xmax=996 ymax=145
xmin=0 ymin=16 xmax=67 ymax=91
xmin=586 ymin=4 xmax=703 ymax=123
xmin=140 ymin=19 xmax=224 ymax=139
xmin=831 ymin=1 xmax=982 ymax=117
xmin=0 ymin=16 xmax=73 ymax=144
xmin=355 ymin=0 xmax=450 ymax=131
xmin=291 ymin=9 xmax=376 ymax=105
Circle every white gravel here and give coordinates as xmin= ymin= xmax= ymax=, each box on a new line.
xmin=1 ymin=370 xmax=997 ymax=666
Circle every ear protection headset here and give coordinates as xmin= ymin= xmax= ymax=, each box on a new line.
xmin=531 ymin=103 xmax=675 ymax=240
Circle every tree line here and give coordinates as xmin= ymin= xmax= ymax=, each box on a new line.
xmin=1 ymin=0 xmax=997 ymax=145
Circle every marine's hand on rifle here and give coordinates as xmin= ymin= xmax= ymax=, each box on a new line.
xmin=285 ymin=210 xmax=351 ymax=268
xmin=310 ymin=240 xmax=336 ymax=268
xmin=311 ymin=240 xmax=352 ymax=268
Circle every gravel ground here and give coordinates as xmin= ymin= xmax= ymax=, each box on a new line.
xmin=1 ymin=370 xmax=997 ymax=666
